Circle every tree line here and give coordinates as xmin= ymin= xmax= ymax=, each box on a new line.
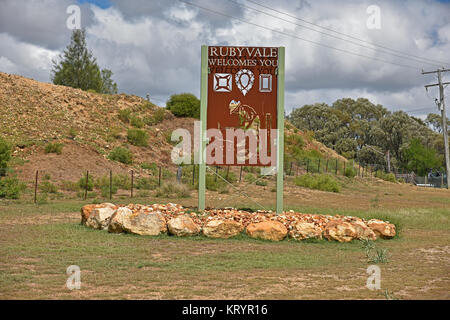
xmin=288 ymin=98 xmax=447 ymax=176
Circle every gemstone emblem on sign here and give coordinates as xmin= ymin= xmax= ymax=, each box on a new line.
xmin=213 ymin=73 xmax=232 ymax=92
xmin=235 ymin=69 xmax=254 ymax=96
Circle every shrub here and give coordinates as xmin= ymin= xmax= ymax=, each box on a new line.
xmin=344 ymin=166 xmax=357 ymax=178
xmin=243 ymin=166 xmax=258 ymax=174
xmin=294 ymin=174 xmax=340 ymax=193
xmin=68 ymin=127 xmax=78 ymax=139
xmin=223 ymin=170 xmax=237 ymax=184
xmin=0 ymin=176 xmax=26 ymax=199
xmin=256 ymin=180 xmax=268 ymax=186
xmin=118 ymin=108 xmax=132 ymax=123
xmin=375 ymin=170 xmax=396 ymax=182
xmin=166 ymin=93 xmax=200 ymax=118
xmin=95 ymin=174 xmax=130 ymax=192
xmin=194 ymin=173 xmax=227 ymax=191
xmin=39 ymin=180 xmax=58 ymax=193
xmin=127 ymin=128 xmax=148 ymax=147
xmin=62 ymin=180 xmax=80 ymax=192
xmin=45 ymin=142 xmax=64 ymax=155
xmin=108 ymin=147 xmax=133 ymax=164
xmin=155 ymin=182 xmax=191 ymax=198
xmin=113 ymin=174 xmax=131 ymax=189
xmin=144 ymin=108 xmax=165 ymax=126
xmin=137 ymin=190 xmax=151 ymax=197
xmin=77 ymin=190 xmax=97 ymax=199
xmin=244 ymin=173 xmax=256 ymax=184
xmin=130 ymin=115 xmax=145 ymax=128
xmin=100 ymin=185 xmax=117 ymax=198
xmin=78 ymin=173 xmax=94 ymax=191
xmin=140 ymin=162 xmax=158 ymax=174
xmin=136 ymin=177 xmax=158 ymax=190
xmin=0 ymin=137 xmax=11 ymax=177
xmin=106 ymin=126 xmax=122 ymax=142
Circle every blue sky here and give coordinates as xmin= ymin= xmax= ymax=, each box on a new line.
xmin=78 ymin=0 xmax=111 ymax=9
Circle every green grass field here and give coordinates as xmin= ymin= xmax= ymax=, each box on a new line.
xmin=0 ymin=178 xmax=449 ymax=299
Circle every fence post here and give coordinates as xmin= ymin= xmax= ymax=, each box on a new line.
xmin=215 ymin=166 xmax=219 ymax=182
xmin=326 ymin=159 xmax=329 ymax=173
xmin=158 ymin=167 xmax=162 ymax=187
xmin=131 ymin=170 xmax=134 ymax=198
xmin=335 ymin=159 xmax=338 ymax=175
xmin=84 ymin=171 xmax=89 ymax=200
xmin=177 ymin=166 xmax=182 ymax=183
xmin=192 ymin=165 xmax=195 ymax=185
xmin=34 ymin=170 xmax=38 ymax=204
xmin=289 ymin=162 xmax=293 ymax=175
xmin=226 ymin=166 xmax=230 ymax=180
xmin=239 ymin=166 xmax=243 ymax=182
xmin=109 ymin=170 xmax=112 ymax=200
xmin=318 ymin=159 xmax=321 ymax=173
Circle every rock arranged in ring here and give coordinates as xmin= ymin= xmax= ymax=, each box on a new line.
xmin=80 ymin=203 xmax=396 ymax=242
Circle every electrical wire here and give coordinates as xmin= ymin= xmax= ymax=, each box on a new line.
xmin=226 ymin=0 xmax=445 ymax=68
xmin=179 ymin=0 xmax=420 ymax=70
xmin=242 ymin=0 xmax=450 ymax=67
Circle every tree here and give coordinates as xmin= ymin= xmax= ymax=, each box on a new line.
xmin=357 ymin=145 xmax=385 ymax=166
xmin=51 ymin=29 xmax=117 ymax=94
xmin=403 ymin=138 xmax=442 ymax=176
xmin=0 ymin=137 xmax=11 ymax=177
xmin=166 ymin=93 xmax=200 ymax=118
xmin=426 ymin=113 xmax=450 ymax=133
xmin=100 ymin=69 xmax=118 ymax=94
xmin=289 ymin=97 xmax=441 ymax=171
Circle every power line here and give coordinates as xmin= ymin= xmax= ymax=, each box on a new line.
xmin=179 ymin=0 xmax=420 ymax=70
xmin=226 ymin=0 xmax=444 ymax=68
xmin=242 ymin=0 xmax=450 ymax=67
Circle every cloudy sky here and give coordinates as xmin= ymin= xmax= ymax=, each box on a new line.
xmin=0 ymin=0 xmax=449 ymax=116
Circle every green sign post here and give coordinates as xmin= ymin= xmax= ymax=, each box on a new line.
xmin=198 ymin=45 xmax=285 ymax=214
xmin=276 ymin=47 xmax=285 ymax=214
xmin=198 ymin=45 xmax=208 ymax=211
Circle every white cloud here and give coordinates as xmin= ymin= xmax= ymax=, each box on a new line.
xmin=0 ymin=33 xmax=58 ymax=82
xmin=0 ymin=0 xmax=448 ymax=113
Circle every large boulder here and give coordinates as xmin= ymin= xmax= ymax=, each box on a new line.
xmin=289 ymin=222 xmax=322 ymax=240
xmin=246 ymin=221 xmax=288 ymax=241
xmin=323 ymin=220 xmax=357 ymax=242
xmin=367 ymin=219 xmax=396 ymax=239
xmin=122 ymin=211 xmax=167 ymax=236
xmin=108 ymin=207 xmax=133 ymax=233
xmin=84 ymin=204 xmax=117 ymax=230
xmin=81 ymin=203 xmax=115 ymax=225
xmin=202 ymin=219 xmax=243 ymax=238
xmin=167 ymin=215 xmax=201 ymax=236
xmin=349 ymin=219 xmax=377 ymax=240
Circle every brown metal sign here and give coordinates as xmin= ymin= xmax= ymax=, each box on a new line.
xmin=206 ymin=46 xmax=279 ymax=166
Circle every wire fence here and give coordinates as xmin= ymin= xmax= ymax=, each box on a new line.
xmin=0 ymin=158 xmax=447 ymax=204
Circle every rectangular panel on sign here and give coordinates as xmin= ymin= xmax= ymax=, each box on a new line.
xmin=207 ymin=46 xmax=279 ymax=167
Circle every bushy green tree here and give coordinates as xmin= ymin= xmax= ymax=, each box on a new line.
xmin=100 ymin=69 xmax=118 ymax=94
xmin=403 ymin=138 xmax=442 ymax=175
xmin=289 ymin=97 xmax=441 ymax=171
xmin=52 ymin=29 xmax=117 ymax=94
xmin=166 ymin=93 xmax=200 ymax=118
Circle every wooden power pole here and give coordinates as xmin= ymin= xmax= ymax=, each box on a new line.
xmin=422 ymin=68 xmax=450 ymax=188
